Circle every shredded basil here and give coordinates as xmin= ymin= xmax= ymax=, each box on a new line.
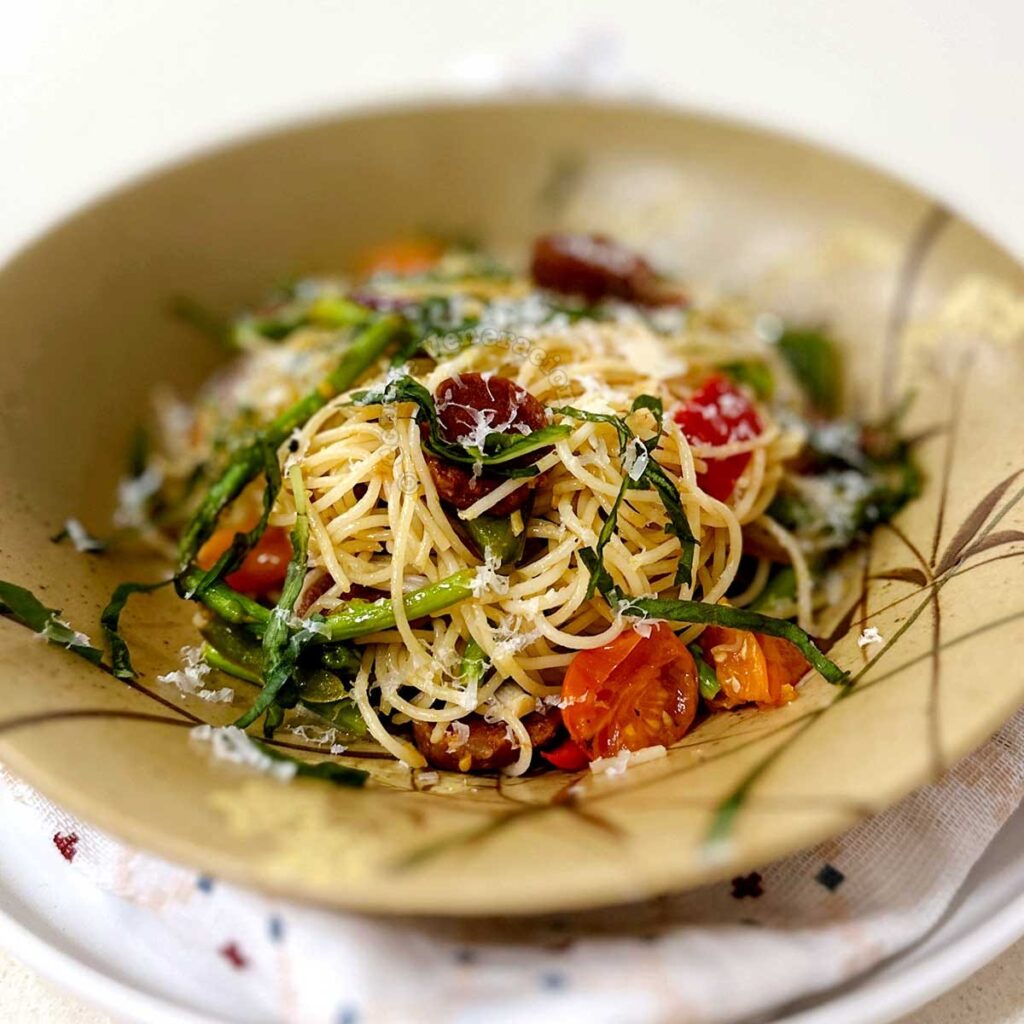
xmin=0 ymin=581 xmax=102 ymax=665
xmin=620 ymin=595 xmax=846 ymax=684
xmin=253 ymin=740 xmax=368 ymax=787
xmin=101 ymin=579 xmax=173 ymax=679
xmin=554 ymin=396 xmax=697 ymax=591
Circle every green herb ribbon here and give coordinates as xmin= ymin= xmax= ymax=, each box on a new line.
xmin=351 ymin=374 xmax=570 ymax=479
xmin=554 ymin=396 xmax=697 ymax=592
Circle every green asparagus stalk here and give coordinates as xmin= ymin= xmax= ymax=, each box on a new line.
xmin=236 ymin=465 xmax=314 ymax=728
xmin=323 ymin=569 xmax=478 ymax=641
xmin=458 ymin=638 xmax=488 ymax=687
xmin=201 ymin=641 xmax=261 ymax=684
xmin=180 ymin=565 xmax=478 ymax=645
xmin=463 ymin=514 xmax=525 ymax=567
xmin=177 ymin=315 xmax=401 ymax=574
xmin=200 ymin=637 xmax=366 ymax=737
xmin=688 ymin=643 xmax=721 ymax=700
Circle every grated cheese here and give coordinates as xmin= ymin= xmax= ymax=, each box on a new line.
xmin=113 ymin=466 xmax=163 ymax=529
xmin=590 ymin=744 xmax=667 ymax=777
xmin=858 ymin=626 xmax=884 ymax=648
xmin=190 ymin=725 xmax=296 ymax=781
xmin=62 ymin=518 xmax=104 ymax=553
xmin=622 ymin=437 xmax=650 ymax=481
xmin=158 ymin=646 xmax=234 ymax=703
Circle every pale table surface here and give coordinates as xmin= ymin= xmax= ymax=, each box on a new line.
xmin=2 ymin=2 xmax=1022 ymax=1022
xmin=3 ymin=940 xmax=1023 ymax=1023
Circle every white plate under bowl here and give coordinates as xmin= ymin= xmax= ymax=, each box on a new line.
xmin=1 ymin=798 xmax=1023 ymax=1024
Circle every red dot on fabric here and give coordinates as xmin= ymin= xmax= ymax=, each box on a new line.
xmin=52 ymin=832 xmax=79 ymax=862
xmin=219 ymin=942 xmax=248 ymax=969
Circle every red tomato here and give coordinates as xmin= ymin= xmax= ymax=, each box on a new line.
xmin=356 ymin=238 xmax=444 ymax=278
xmin=540 ymin=738 xmax=591 ymax=771
xmin=197 ymin=525 xmax=292 ymax=596
xmin=700 ymin=627 xmax=805 ymax=708
xmin=674 ymin=376 xmax=762 ymax=501
xmin=561 ymin=624 xmax=699 ymax=759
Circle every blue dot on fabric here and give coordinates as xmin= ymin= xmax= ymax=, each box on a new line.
xmin=816 ymin=863 xmax=846 ymax=891
xmin=541 ymin=972 xmax=567 ymax=991
xmin=196 ymin=875 xmax=215 ymax=893
xmin=336 ymin=1007 xmax=360 ymax=1024
xmin=268 ymin=916 xmax=285 ymax=942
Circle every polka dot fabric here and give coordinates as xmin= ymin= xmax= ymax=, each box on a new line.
xmin=2 ymin=708 xmax=1023 ymax=1023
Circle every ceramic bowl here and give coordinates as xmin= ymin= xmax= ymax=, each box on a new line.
xmin=1 ymin=100 xmax=1022 ymax=914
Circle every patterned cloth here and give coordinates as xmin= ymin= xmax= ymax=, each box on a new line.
xmin=3 ymin=709 xmax=1022 ymax=1023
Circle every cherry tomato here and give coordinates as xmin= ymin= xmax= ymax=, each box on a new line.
xmin=674 ymin=376 xmax=762 ymax=501
xmin=759 ymin=634 xmax=810 ymax=698
xmin=700 ymin=627 xmax=804 ymax=708
xmin=700 ymin=625 xmax=771 ymax=707
xmin=540 ymin=738 xmax=591 ymax=771
xmin=197 ymin=525 xmax=292 ymax=597
xmin=356 ymin=238 xmax=444 ymax=278
xmin=561 ymin=623 xmax=699 ymax=759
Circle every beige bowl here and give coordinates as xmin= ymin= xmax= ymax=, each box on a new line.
xmin=0 ymin=100 xmax=1022 ymax=915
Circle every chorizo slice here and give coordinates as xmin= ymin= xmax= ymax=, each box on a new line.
xmin=425 ymin=373 xmax=550 ymax=515
xmin=531 ymin=233 xmax=686 ymax=307
xmin=412 ymin=708 xmax=562 ymax=772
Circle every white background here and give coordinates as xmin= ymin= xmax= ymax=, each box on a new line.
xmin=1 ymin=1 xmax=1022 ymax=1021
xmin=2 ymin=0 xmax=1023 ymax=263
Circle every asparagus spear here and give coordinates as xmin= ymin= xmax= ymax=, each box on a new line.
xmin=200 ymin=640 xmax=366 ymax=737
xmin=463 ymin=514 xmax=525 ymax=567
xmin=236 ymin=465 xmax=314 ymax=728
xmin=458 ymin=638 xmax=488 ymax=687
xmin=177 ymin=314 xmax=401 ymax=574
xmin=178 ymin=566 xmax=479 ymax=645
xmin=323 ymin=569 xmax=478 ymax=641
xmin=688 ymin=643 xmax=721 ymax=700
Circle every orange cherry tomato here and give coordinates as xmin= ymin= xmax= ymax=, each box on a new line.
xmin=561 ymin=623 xmax=699 ymax=760
xmin=758 ymin=634 xmax=810 ymax=697
xmin=700 ymin=627 xmax=805 ymax=707
xmin=355 ymin=238 xmax=444 ymax=278
xmin=540 ymin=738 xmax=591 ymax=771
xmin=197 ymin=525 xmax=292 ymax=597
xmin=700 ymin=625 xmax=772 ymax=707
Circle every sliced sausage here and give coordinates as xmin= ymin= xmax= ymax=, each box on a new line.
xmin=412 ymin=708 xmax=562 ymax=772
xmin=425 ymin=373 xmax=549 ymax=514
xmin=531 ymin=233 xmax=686 ymax=307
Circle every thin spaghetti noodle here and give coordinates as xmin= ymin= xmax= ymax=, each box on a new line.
xmin=156 ymin=235 xmax=919 ymax=776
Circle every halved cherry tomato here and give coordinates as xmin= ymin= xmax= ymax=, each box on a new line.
xmin=674 ymin=376 xmax=762 ymax=501
xmin=759 ymin=633 xmax=810 ymax=697
xmin=355 ymin=238 xmax=444 ymax=278
xmin=699 ymin=627 xmax=805 ymax=708
xmin=196 ymin=525 xmax=292 ymax=597
xmin=700 ymin=625 xmax=771 ymax=707
xmin=561 ymin=623 xmax=699 ymax=759
xmin=540 ymin=738 xmax=591 ymax=771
